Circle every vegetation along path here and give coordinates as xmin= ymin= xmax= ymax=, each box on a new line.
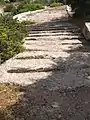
xmin=1 ymin=6 xmax=90 ymax=120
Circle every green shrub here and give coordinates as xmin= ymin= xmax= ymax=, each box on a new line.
xmin=50 ymin=2 xmax=63 ymax=7
xmin=0 ymin=0 xmax=7 ymax=4
xmin=16 ymin=2 xmax=24 ymax=11
xmin=4 ymin=3 xmax=44 ymax=14
xmin=17 ymin=3 xmax=44 ymax=13
xmin=4 ymin=4 xmax=15 ymax=12
xmin=0 ymin=15 xmax=27 ymax=63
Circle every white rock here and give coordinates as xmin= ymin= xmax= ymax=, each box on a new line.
xmin=83 ymin=22 xmax=90 ymax=40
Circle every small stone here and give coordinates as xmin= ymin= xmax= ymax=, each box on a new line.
xmin=63 ymin=92 xmax=66 ymax=96
xmin=52 ymin=102 xmax=59 ymax=108
xmin=58 ymin=114 xmax=62 ymax=118
xmin=85 ymin=101 xmax=89 ymax=104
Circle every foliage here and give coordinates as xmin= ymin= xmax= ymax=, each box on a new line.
xmin=50 ymin=2 xmax=63 ymax=7
xmin=17 ymin=3 xmax=44 ymax=13
xmin=4 ymin=4 xmax=16 ymax=12
xmin=0 ymin=0 xmax=7 ymax=4
xmin=4 ymin=2 xmax=44 ymax=14
xmin=0 ymin=15 xmax=27 ymax=63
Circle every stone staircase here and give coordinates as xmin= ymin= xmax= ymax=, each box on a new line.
xmin=0 ymin=12 xmax=90 ymax=88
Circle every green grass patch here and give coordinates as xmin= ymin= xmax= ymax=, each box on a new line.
xmin=50 ymin=2 xmax=63 ymax=7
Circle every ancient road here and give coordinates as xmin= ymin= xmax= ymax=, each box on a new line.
xmin=1 ymin=6 xmax=90 ymax=120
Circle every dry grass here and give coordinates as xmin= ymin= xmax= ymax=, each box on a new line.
xmin=0 ymin=83 xmax=21 ymax=120
xmin=0 ymin=84 xmax=20 ymax=109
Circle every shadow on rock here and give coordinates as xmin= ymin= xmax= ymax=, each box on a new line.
xmin=3 ymin=53 xmax=90 ymax=120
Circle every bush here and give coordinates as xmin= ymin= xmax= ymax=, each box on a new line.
xmin=4 ymin=3 xmax=44 ymax=14
xmin=4 ymin=4 xmax=16 ymax=12
xmin=17 ymin=3 xmax=44 ymax=13
xmin=4 ymin=4 xmax=18 ymax=15
xmin=0 ymin=0 xmax=7 ymax=4
xmin=50 ymin=2 xmax=63 ymax=7
xmin=0 ymin=15 xmax=27 ymax=63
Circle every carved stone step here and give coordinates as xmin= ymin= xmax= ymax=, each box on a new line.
xmin=29 ymin=29 xmax=80 ymax=34
xmin=28 ymin=32 xmax=81 ymax=37
xmin=25 ymin=39 xmax=82 ymax=45
xmin=0 ymin=72 xmax=52 ymax=85
xmin=30 ymin=27 xmax=80 ymax=31
xmin=15 ymin=51 xmax=70 ymax=60
xmin=25 ymin=43 xmax=83 ymax=52
xmin=25 ymin=35 xmax=84 ymax=41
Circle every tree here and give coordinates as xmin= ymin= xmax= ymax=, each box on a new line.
xmin=67 ymin=0 xmax=90 ymax=17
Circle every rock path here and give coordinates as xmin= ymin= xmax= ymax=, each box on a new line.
xmin=0 ymin=6 xmax=90 ymax=88
xmin=1 ymin=6 xmax=90 ymax=120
